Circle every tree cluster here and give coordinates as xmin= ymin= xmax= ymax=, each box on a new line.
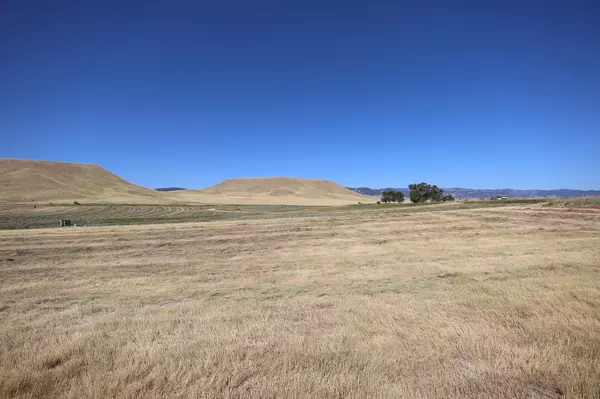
xmin=408 ymin=182 xmax=455 ymax=203
xmin=381 ymin=189 xmax=405 ymax=203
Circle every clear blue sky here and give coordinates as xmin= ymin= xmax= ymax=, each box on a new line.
xmin=1 ymin=0 xmax=599 ymax=189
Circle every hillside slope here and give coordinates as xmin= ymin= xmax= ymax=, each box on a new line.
xmin=0 ymin=159 xmax=371 ymax=205
xmin=0 ymin=159 xmax=165 ymax=203
xmin=174 ymin=177 xmax=372 ymax=205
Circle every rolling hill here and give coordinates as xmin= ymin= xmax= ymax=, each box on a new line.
xmin=0 ymin=159 xmax=165 ymax=203
xmin=172 ymin=177 xmax=372 ymax=205
xmin=0 ymin=159 xmax=372 ymax=205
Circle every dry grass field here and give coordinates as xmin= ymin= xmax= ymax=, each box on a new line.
xmin=1 ymin=204 xmax=600 ymax=398
xmin=0 ymin=203 xmax=309 ymax=229
xmin=0 ymin=200 xmax=544 ymax=230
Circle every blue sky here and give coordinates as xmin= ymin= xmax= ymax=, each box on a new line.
xmin=1 ymin=0 xmax=599 ymax=189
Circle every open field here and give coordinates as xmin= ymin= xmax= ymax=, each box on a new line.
xmin=0 ymin=203 xmax=307 ymax=229
xmin=549 ymin=196 xmax=600 ymax=208
xmin=1 ymin=204 xmax=600 ymax=398
xmin=0 ymin=199 xmax=550 ymax=230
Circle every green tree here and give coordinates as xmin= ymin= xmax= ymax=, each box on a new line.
xmin=429 ymin=185 xmax=443 ymax=202
xmin=394 ymin=191 xmax=405 ymax=203
xmin=381 ymin=189 xmax=396 ymax=203
xmin=409 ymin=189 xmax=421 ymax=203
xmin=408 ymin=182 xmax=446 ymax=203
xmin=381 ymin=189 xmax=404 ymax=203
xmin=442 ymin=194 xmax=455 ymax=202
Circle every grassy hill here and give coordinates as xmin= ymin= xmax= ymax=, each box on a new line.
xmin=0 ymin=159 xmax=165 ymax=204
xmin=0 ymin=160 xmax=372 ymax=206
xmin=173 ymin=177 xmax=372 ymax=205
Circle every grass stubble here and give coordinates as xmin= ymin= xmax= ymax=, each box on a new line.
xmin=0 ymin=204 xmax=599 ymax=398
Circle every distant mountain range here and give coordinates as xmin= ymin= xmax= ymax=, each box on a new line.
xmin=346 ymin=187 xmax=600 ymax=199
xmin=155 ymin=187 xmax=187 ymax=192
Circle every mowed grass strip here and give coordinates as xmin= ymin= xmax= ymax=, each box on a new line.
xmin=0 ymin=205 xmax=599 ymax=398
xmin=0 ymin=199 xmax=549 ymax=229
xmin=0 ymin=203 xmax=308 ymax=229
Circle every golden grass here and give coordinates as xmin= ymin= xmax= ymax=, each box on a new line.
xmin=548 ymin=196 xmax=600 ymax=208
xmin=1 ymin=205 xmax=599 ymax=398
xmin=169 ymin=190 xmax=375 ymax=206
xmin=168 ymin=177 xmax=373 ymax=206
xmin=0 ymin=159 xmax=372 ymax=206
xmin=0 ymin=159 xmax=165 ymax=204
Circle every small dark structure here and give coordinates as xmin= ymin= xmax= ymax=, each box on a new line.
xmin=60 ymin=220 xmax=72 ymax=227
